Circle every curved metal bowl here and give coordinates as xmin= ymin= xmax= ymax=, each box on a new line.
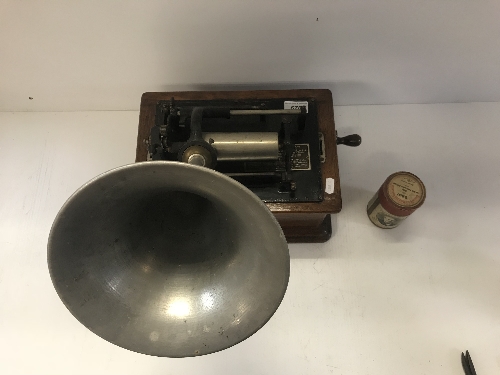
xmin=48 ymin=162 xmax=289 ymax=357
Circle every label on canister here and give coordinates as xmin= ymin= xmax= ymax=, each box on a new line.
xmin=367 ymin=194 xmax=406 ymax=228
xmin=387 ymin=174 xmax=425 ymax=208
xmin=367 ymin=172 xmax=426 ymax=229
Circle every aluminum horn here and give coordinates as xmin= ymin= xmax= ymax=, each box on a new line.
xmin=48 ymin=161 xmax=289 ymax=357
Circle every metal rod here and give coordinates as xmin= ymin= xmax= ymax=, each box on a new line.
xmin=226 ymin=172 xmax=278 ymax=177
xmin=229 ymin=109 xmax=302 ymax=115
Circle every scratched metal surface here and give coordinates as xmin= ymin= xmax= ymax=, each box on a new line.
xmin=1 ymin=104 xmax=500 ymax=374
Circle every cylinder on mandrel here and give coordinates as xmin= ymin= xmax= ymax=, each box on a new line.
xmin=202 ymin=132 xmax=278 ymax=161
xmin=367 ymin=172 xmax=426 ymax=229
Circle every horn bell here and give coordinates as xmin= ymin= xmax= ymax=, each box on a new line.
xmin=48 ymin=161 xmax=289 ymax=357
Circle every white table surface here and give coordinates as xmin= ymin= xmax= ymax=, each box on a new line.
xmin=1 ymin=103 xmax=499 ymax=374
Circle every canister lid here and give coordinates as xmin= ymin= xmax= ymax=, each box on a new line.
xmin=378 ymin=172 xmax=426 ymax=216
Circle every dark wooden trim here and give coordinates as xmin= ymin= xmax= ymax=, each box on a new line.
xmin=276 ymin=214 xmax=332 ymax=243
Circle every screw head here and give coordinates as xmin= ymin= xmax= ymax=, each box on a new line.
xmin=187 ymin=154 xmax=206 ymax=166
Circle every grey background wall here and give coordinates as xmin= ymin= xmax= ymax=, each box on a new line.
xmin=1 ymin=0 xmax=500 ymax=111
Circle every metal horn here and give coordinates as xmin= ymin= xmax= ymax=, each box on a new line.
xmin=48 ymin=161 xmax=289 ymax=357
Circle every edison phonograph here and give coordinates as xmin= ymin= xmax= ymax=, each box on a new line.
xmin=48 ymin=89 xmax=360 ymax=357
xmin=137 ymin=90 xmax=360 ymax=242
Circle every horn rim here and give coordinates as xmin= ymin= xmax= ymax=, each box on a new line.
xmin=47 ymin=161 xmax=290 ymax=357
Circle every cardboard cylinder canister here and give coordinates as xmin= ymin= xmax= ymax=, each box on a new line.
xmin=367 ymin=172 xmax=426 ymax=229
